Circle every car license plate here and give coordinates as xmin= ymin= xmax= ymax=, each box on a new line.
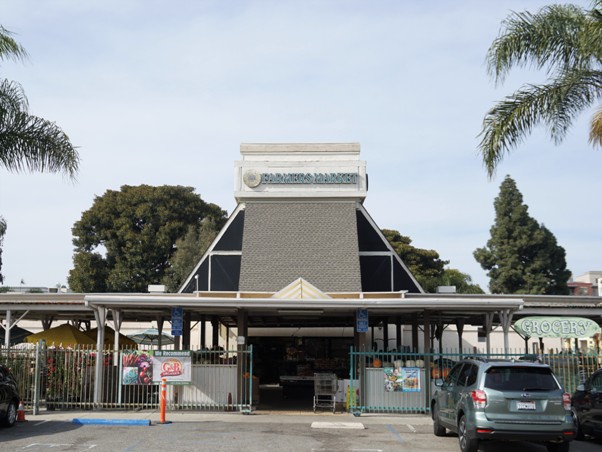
xmin=517 ymin=401 xmax=536 ymax=410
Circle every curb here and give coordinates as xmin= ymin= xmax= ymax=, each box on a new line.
xmin=72 ymin=418 xmax=151 ymax=426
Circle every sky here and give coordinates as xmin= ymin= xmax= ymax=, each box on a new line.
xmin=0 ymin=0 xmax=599 ymax=292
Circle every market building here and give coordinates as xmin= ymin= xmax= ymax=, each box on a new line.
xmin=3 ymin=143 xmax=601 ymax=414
xmin=84 ymin=143 xmax=526 ymax=411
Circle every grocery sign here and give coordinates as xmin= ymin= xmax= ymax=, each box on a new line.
xmin=514 ymin=316 xmax=601 ymax=339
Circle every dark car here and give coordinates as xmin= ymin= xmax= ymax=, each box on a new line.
xmin=572 ymin=368 xmax=602 ymax=440
xmin=0 ymin=364 xmax=20 ymax=427
xmin=431 ymin=357 xmax=575 ymax=452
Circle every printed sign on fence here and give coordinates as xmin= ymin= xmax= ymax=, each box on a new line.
xmin=152 ymin=350 xmax=192 ymax=385
xmin=121 ymin=350 xmax=153 ymax=385
xmin=384 ymin=367 xmax=421 ymax=392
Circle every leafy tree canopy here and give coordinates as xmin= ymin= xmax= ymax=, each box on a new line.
xmin=479 ymin=1 xmax=602 ymax=177
xmin=382 ymin=229 xmax=484 ymax=293
xmin=437 ymin=268 xmax=485 ymax=295
xmin=474 ymin=175 xmax=571 ymax=294
xmin=162 ymin=217 xmax=221 ymax=292
xmin=68 ymin=185 xmax=226 ymax=292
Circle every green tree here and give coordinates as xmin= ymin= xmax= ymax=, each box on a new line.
xmin=0 ymin=25 xmax=80 ymax=283
xmin=474 ymin=176 xmax=571 ymax=294
xmin=435 ymin=268 xmax=485 ymax=294
xmin=479 ymin=2 xmax=602 ymax=177
xmin=68 ymin=185 xmax=227 ymax=292
xmin=382 ymin=229 xmax=449 ymax=292
xmin=70 ymin=252 xmax=108 ymax=293
xmin=162 ymin=217 xmax=222 ymax=292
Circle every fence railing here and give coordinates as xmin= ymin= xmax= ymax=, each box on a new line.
xmin=0 ymin=344 xmax=254 ymax=413
xmin=3 ymin=344 xmax=598 ymax=415
xmin=349 ymin=347 xmax=602 ymax=415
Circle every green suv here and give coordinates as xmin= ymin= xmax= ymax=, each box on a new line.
xmin=431 ymin=358 xmax=575 ymax=452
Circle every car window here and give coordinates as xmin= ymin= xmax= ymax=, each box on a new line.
xmin=465 ymin=364 xmax=478 ymax=386
xmin=444 ymin=363 xmax=464 ymax=387
xmin=484 ymin=366 xmax=559 ymax=391
xmin=457 ymin=363 xmax=477 ymax=387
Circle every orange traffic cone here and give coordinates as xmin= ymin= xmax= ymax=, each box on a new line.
xmin=16 ymin=401 xmax=27 ymax=422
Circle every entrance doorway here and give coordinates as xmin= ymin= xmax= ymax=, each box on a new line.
xmin=249 ymin=336 xmax=352 ymax=412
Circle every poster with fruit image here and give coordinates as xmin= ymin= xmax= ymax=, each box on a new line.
xmin=121 ymin=350 xmax=154 ymax=385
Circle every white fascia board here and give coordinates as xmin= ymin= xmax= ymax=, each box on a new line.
xmin=85 ymin=295 xmax=523 ymax=311
xmin=0 ymin=304 xmax=90 ymax=311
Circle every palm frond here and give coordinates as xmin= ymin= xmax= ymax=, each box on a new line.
xmin=542 ymin=70 xmax=602 ymax=141
xmin=0 ymin=109 xmax=79 ymax=178
xmin=478 ymin=69 xmax=602 ymax=178
xmin=590 ymin=106 xmax=602 ymax=147
xmin=0 ymin=79 xmax=28 ymax=112
xmin=487 ymin=4 xmax=592 ymax=83
xmin=0 ymin=26 xmax=27 ymax=62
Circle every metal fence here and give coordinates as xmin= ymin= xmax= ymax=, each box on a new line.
xmin=349 ymin=347 xmax=602 ymax=415
xmin=0 ymin=344 xmax=254 ymax=413
xmin=3 ymin=344 xmax=599 ymax=415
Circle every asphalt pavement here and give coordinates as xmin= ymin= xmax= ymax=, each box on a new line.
xmin=2 ymin=408 xmax=437 ymax=452
xmin=4 ymin=409 xmax=602 ymax=452
xmin=22 ymin=406 xmax=434 ymax=427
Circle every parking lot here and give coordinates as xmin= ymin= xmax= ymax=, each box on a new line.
xmin=0 ymin=411 xmax=601 ymax=452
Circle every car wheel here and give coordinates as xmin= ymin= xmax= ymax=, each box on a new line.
xmin=546 ymin=442 xmax=570 ymax=452
xmin=458 ymin=415 xmax=479 ymax=452
xmin=572 ymin=409 xmax=584 ymax=441
xmin=432 ymin=404 xmax=446 ymax=437
xmin=2 ymin=400 xmax=17 ymax=427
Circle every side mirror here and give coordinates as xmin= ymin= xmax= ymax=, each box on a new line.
xmin=434 ymin=378 xmax=443 ymax=387
xmin=576 ymin=384 xmax=585 ymax=392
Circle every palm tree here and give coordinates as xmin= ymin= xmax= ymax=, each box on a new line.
xmin=479 ymin=1 xmax=602 ymax=177
xmin=0 ymin=25 xmax=79 ymax=177
xmin=0 ymin=25 xmax=80 ymax=283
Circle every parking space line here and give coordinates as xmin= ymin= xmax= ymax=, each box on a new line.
xmin=386 ymin=424 xmax=405 ymax=443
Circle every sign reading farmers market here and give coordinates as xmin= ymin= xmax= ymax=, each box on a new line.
xmin=243 ymin=170 xmax=358 ymax=188
xmin=514 ymin=316 xmax=601 ymax=338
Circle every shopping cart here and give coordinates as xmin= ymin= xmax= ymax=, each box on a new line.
xmin=313 ymin=372 xmax=337 ymax=413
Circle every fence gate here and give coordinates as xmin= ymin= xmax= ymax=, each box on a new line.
xmin=349 ymin=347 xmax=430 ymax=415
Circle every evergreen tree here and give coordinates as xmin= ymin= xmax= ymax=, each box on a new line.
xmin=474 ymin=176 xmax=570 ymax=294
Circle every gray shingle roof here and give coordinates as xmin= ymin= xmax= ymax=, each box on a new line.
xmin=239 ymin=202 xmax=361 ymax=292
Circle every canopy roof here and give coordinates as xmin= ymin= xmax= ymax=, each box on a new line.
xmin=1 ymin=292 xmax=601 ymax=331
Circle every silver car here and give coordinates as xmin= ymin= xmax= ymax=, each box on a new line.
xmin=431 ymin=358 xmax=575 ymax=452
